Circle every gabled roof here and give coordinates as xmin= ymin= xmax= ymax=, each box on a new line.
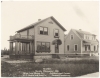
xmin=71 ymin=29 xmax=96 ymax=39
xmin=17 ymin=16 xmax=66 ymax=32
xmin=71 ymin=29 xmax=98 ymax=44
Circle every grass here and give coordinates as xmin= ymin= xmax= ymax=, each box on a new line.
xmin=1 ymin=57 xmax=99 ymax=77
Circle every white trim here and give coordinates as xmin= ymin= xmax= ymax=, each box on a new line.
xmin=74 ymin=44 xmax=78 ymax=51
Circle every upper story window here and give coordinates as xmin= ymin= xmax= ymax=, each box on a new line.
xmin=40 ymin=27 xmax=48 ymax=35
xmin=54 ymin=29 xmax=59 ymax=37
xmin=70 ymin=35 xmax=74 ymax=40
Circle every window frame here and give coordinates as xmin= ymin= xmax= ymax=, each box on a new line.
xmin=70 ymin=34 xmax=74 ymax=40
xmin=39 ymin=26 xmax=48 ymax=35
xmin=36 ymin=41 xmax=50 ymax=52
xmin=54 ymin=29 xmax=59 ymax=38
xmin=67 ymin=45 xmax=70 ymax=51
xmin=74 ymin=44 xmax=78 ymax=51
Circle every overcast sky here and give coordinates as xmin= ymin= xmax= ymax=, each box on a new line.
xmin=1 ymin=1 xmax=99 ymax=49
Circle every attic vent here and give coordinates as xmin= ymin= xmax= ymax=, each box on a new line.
xmin=49 ymin=21 xmax=53 ymax=24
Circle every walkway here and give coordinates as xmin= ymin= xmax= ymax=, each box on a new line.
xmin=79 ymin=72 xmax=99 ymax=77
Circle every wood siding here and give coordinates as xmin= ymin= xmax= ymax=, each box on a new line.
xmin=65 ymin=30 xmax=81 ymax=54
xmin=34 ymin=18 xmax=65 ymax=55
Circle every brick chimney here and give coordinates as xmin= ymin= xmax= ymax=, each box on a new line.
xmin=38 ymin=19 xmax=41 ymax=21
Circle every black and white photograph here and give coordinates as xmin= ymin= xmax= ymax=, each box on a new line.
xmin=1 ymin=0 xmax=99 ymax=77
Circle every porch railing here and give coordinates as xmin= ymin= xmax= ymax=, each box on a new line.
xmin=10 ymin=34 xmax=34 ymax=40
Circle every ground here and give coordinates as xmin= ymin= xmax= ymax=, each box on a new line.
xmin=1 ymin=55 xmax=99 ymax=77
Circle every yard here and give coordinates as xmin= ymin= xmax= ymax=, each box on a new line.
xmin=1 ymin=55 xmax=99 ymax=77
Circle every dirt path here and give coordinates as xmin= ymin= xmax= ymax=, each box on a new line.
xmin=79 ymin=72 xmax=99 ymax=77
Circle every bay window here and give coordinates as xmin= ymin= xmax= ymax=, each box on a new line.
xmin=37 ymin=42 xmax=50 ymax=52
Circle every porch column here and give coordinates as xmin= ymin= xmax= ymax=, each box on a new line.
xmin=30 ymin=42 xmax=32 ymax=53
xmin=10 ymin=42 xmax=13 ymax=54
xmin=15 ymin=41 xmax=18 ymax=55
xmin=97 ymin=45 xmax=98 ymax=52
xmin=19 ymin=42 xmax=21 ymax=54
xmin=20 ymin=42 xmax=22 ymax=54
xmin=30 ymin=42 xmax=33 ymax=54
xmin=10 ymin=42 xmax=13 ymax=51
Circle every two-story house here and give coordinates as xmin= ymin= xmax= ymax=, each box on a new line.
xmin=8 ymin=16 xmax=66 ymax=59
xmin=65 ymin=29 xmax=99 ymax=56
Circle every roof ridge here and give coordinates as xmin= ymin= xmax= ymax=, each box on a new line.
xmin=72 ymin=29 xmax=96 ymax=36
xmin=17 ymin=16 xmax=66 ymax=32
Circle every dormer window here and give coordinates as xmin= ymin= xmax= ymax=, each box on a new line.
xmin=70 ymin=35 xmax=74 ymax=40
xmin=54 ymin=29 xmax=59 ymax=37
xmin=40 ymin=27 xmax=48 ymax=35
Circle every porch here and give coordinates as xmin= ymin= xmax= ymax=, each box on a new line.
xmin=8 ymin=34 xmax=34 ymax=57
xmin=82 ymin=40 xmax=99 ymax=53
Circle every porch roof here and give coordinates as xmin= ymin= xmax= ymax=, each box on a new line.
xmin=83 ymin=40 xmax=98 ymax=45
xmin=52 ymin=39 xmax=62 ymax=45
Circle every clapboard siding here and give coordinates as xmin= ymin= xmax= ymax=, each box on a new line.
xmin=29 ymin=28 xmax=34 ymax=35
xmin=19 ymin=30 xmax=27 ymax=35
xmin=19 ymin=28 xmax=34 ymax=36
xmin=34 ymin=18 xmax=64 ymax=55
xmin=65 ymin=30 xmax=81 ymax=54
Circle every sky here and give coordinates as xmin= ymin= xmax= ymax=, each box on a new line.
xmin=1 ymin=1 xmax=99 ymax=49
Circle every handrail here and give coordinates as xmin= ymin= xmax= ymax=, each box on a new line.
xmin=10 ymin=34 xmax=34 ymax=40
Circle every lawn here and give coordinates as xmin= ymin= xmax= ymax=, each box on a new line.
xmin=1 ymin=56 xmax=99 ymax=77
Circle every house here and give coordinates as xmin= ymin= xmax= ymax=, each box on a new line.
xmin=65 ymin=29 xmax=99 ymax=56
xmin=8 ymin=16 xmax=66 ymax=59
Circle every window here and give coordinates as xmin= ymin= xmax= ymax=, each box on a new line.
xmin=70 ymin=35 xmax=74 ymax=40
xmin=85 ymin=45 xmax=87 ymax=51
xmin=37 ymin=42 xmax=50 ymax=52
xmin=44 ymin=27 xmax=48 ymax=35
xmin=67 ymin=45 xmax=69 ymax=51
xmin=40 ymin=27 xmax=48 ymax=35
xmin=41 ymin=42 xmax=45 ymax=51
xmin=37 ymin=42 xmax=41 ymax=50
xmin=40 ymin=27 xmax=44 ymax=34
xmin=54 ymin=29 xmax=59 ymax=37
xmin=46 ymin=43 xmax=50 ymax=50
xmin=74 ymin=44 xmax=78 ymax=51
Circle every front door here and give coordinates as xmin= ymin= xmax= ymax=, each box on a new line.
xmin=55 ymin=44 xmax=59 ymax=53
